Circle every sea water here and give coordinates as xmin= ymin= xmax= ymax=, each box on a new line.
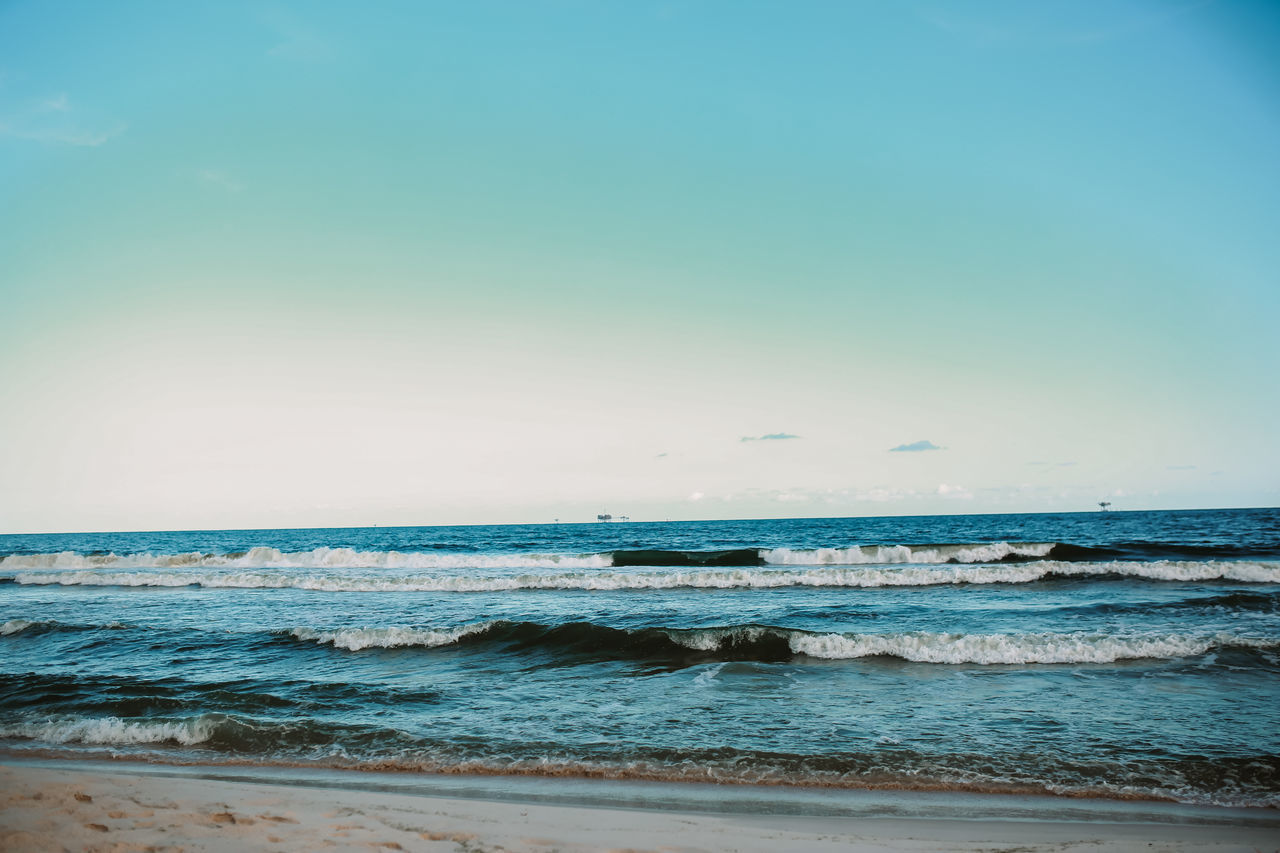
xmin=2 ymin=509 xmax=1277 ymax=806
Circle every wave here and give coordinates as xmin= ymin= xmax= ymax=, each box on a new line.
xmin=1059 ymin=541 xmax=1280 ymax=562
xmin=759 ymin=542 xmax=1058 ymax=565
xmin=287 ymin=623 xmax=495 ymax=651
xmin=9 ymin=616 xmax=1272 ymax=665
xmin=0 ymin=714 xmax=222 ymax=746
xmin=11 ymin=559 xmax=1280 ymax=591
xmin=0 ymin=618 xmax=127 ymax=636
xmin=0 ymin=712 xmax=388 ymax=753
xmin=1068 ymin=590 xmax=1280 ymax=617
xmin=613 ymin=548 xmax=764 ymax=567
xmin=0 ymin=671 xmax=443 ymax=719
xmin=782 ymin=629 xmax=1275 ymax=664
xmin=283 ymin=620 xmax=1278 ymax=665
xmin=3 ymin=714 xmax=1275 ymax=808
xmin=6 ymin=540 xmax=1268 ymax=574
xmin=0 ymin=546 xmax=610 ymax=572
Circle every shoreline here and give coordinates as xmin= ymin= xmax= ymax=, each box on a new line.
xmin=5 ymin=746 xmax=1278 ymax=813
xmin=4 ymin=758 xmax=1279 ymax=852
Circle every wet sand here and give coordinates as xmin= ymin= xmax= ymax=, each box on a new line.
xmin=2 ymin=760 xmax=1277 ymax=852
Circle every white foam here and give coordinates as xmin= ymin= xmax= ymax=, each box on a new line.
xmin=278 ymin=620 xmax=1276 ymax=664
xmin=0 ymin=715 xmax=219 ymax=746
xmin=691 ymin=662 xmax=726 ymax=687
xmin=0 ymin=542 xmax=1056 ymax=572
xmin=657 ymin=625 xmax=1278 ymax=663
xmin=1 ymin=619 xmax=37 ymax=635
xmin=785 ymin=630 xmax=1274 ymax=664
xmin=12 ymin=559 xmax=1278 ymax=591
xmin=1044 ymin=560 xmax=1280 ymax=583
xmin=0 ymin=547 xmax=610 ymax=572
xmin=674 ymin=626 xmax=771 ymax=650
xmin=762 ymin=542 xmax=1057 ymax=565
xmin=288 ymin=623 xmax=495 ymax=651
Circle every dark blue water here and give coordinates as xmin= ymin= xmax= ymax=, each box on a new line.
xmin=2 ymin=509 xmax=1278 ymax=806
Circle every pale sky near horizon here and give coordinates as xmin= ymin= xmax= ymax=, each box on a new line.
xmin=2 ymin=1 xmax=1278 ymax=533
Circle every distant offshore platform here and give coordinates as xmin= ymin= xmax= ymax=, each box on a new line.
xmin=597 ymin=513 xmax=629 ymax=522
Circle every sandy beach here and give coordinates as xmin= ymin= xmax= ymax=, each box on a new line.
xmin=2 ymin=760 xmax=1277 ymax=852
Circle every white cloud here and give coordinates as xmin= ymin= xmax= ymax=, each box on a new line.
xmin=936 ymin=483 xmax=973 ymax=500
xmin=39 ymin=93 xmax=69 ymax=112
xmin=197 ymin=169 xmax=247 ymax=193
xmin=858 ymin=486 xmax=914 ymax=503
xmin=723 ymin=485 xmax=920 ymax=505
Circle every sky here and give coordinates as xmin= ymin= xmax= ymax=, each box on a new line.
xmin=2 ymin=1 xmax=1278 ymax=532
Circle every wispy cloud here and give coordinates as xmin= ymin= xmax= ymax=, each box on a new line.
xmin=39 ymin=93 xmax=69 ymax=112
xmin=889 ymin=439 xmax=942 ymax=452
xmin=196 ymin=169 xmax=247 ymax=193
xmin=0 ymin=121 xmax=126 ymax=146
xmin=936 ymin=483 xmax=973 ymax=500
xmin=914 ymin=7 xmax=1013 ymax=45
xmin=719 ymin=485 xmax=921 ymax=505
xmin=0 ymin=91 xmax=125 ymax=147
xmin=855 ymin=486 xmax=916 ymax=503
xmin=740 ymin=432 xmax=801 ymax=442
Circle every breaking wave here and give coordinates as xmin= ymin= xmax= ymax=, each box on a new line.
xmin=282 ymin=619 xmax=1277 ymax=665
xmin=760 ymin=542 xmax=1057 ymax=565
xmin=287 ymin=623 xmax=497 ymax=651
xmin=0 ymin=714 xmax=222 ymax=746
xmin=5 ymin=541 xmax=1277 ymax=578
xmin=0 ymin=546 xmax=611 ymax=572
xmin=0 ymin=618 xmax=126 ymax=636
xmin=10 ymin=559 xmax=1280 ymax=591
xmin=2 ymin=712 xmax=1274 ymax=807
xmin=781 ymin=629 xmax=1274 ymax=664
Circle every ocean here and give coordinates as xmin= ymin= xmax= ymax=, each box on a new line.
xmin=2 ymin=509 xmax=1277 ymax=808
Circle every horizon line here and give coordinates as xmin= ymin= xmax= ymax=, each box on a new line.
xmin=1 ymin=504 xmax=1275 ymax=538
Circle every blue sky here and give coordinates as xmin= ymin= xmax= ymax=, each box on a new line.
xmin=2 ymin=1 xmax=1278 ymax=531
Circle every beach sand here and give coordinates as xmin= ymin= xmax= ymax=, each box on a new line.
xmin=2 ymin=761 xmax=1277 ymax=852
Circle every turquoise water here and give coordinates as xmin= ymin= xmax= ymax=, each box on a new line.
xmin=2 ymin=509 xmax=1278 ymax=806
